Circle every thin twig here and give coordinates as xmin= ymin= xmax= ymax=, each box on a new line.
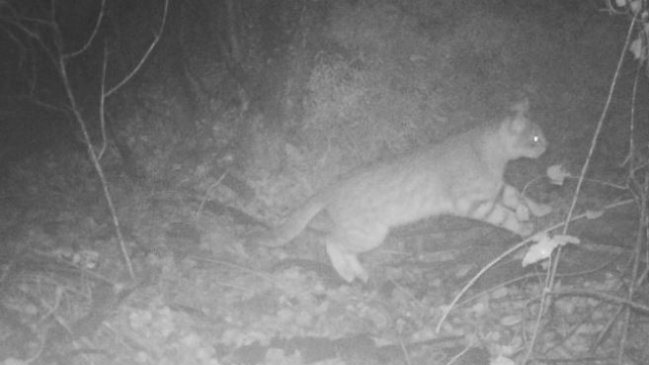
xmin=550 ymin=289 xmax=649 ymax=314
xmin=98 ymin=42 xmax=108 ymax=160
xmin=195 ymin=170 xmax=229 ymax=220
xmin=57 ymin=46 xmax=136 ymax=279
xmin=616 ymin=55 xmax=646 ymax=365
xmin=64 ymin=0 xmax=105 ymax=58
xmin=435 ymin=199 xmax=634 ymax=333
xmin=105 ymin=0 xmax=169 ymax=97
xmin=523 ymin=14 xmax=638 ymax=364
xmin=397 ymin=334 xmax=413 ymax=365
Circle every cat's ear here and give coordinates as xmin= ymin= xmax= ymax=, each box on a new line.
xmin=510 ymin=98 xmax=530 ymax=116
xmin=507 ymin=98 xmax=531 ymax=133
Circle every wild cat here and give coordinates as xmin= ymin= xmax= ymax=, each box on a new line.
xmin=257 ymin=100 xmax=551 ymax=282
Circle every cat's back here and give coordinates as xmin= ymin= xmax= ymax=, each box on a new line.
xmin=322 ymin=109 xmax=545 ymax=226
xmin=321 ymin=128 xmax=484 ymax=225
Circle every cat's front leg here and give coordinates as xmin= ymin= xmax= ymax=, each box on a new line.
xmin=326 ymin=244 xmax=369 ymax=283
xmin=523 ymin=195 xmax=552 ymax=217
xmin=479 ymin=199 xmax=534 ymax=236
xmin=501 ymin=185 xmax=551 ymax=221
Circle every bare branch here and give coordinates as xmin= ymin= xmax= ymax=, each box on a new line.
xmin=522 ymin=14 xmax=639 ymax=365
xmin=98 ymin=41 xmax=108 ymax=160
xmin=64 ymin=0 xmax=105 ymax=59
xmin=106 ymin=0 xmax=169 ymax=97
xmin=58 ymin=49 xmax=136 ymax=279
xmin=1 ymin=3 xmax=43 ymax=40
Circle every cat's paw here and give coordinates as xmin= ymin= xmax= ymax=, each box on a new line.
xmin=327 ymin=245 xmax=368 ymax=283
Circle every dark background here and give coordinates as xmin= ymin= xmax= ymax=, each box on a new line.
xmin=0 ymin=1 xmax=647 ymax=364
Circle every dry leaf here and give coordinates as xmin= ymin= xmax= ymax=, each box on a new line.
xmin=522 ymin=233 xmax=580 ymax=267
xmin=585 ymin=210 xmax=604 ymax=219
xmin=500 ymin=314 xmax=522 ymax=327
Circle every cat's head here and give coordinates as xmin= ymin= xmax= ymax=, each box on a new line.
xmin=501 ymin=100 xmax=547 ymax=159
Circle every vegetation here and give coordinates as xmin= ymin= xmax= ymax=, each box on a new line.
xmin=0 ymin=0 xmax=647 ymax=364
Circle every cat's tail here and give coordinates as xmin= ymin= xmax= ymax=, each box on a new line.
xmin=255 ymin=194 xmax=327 ymax=247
